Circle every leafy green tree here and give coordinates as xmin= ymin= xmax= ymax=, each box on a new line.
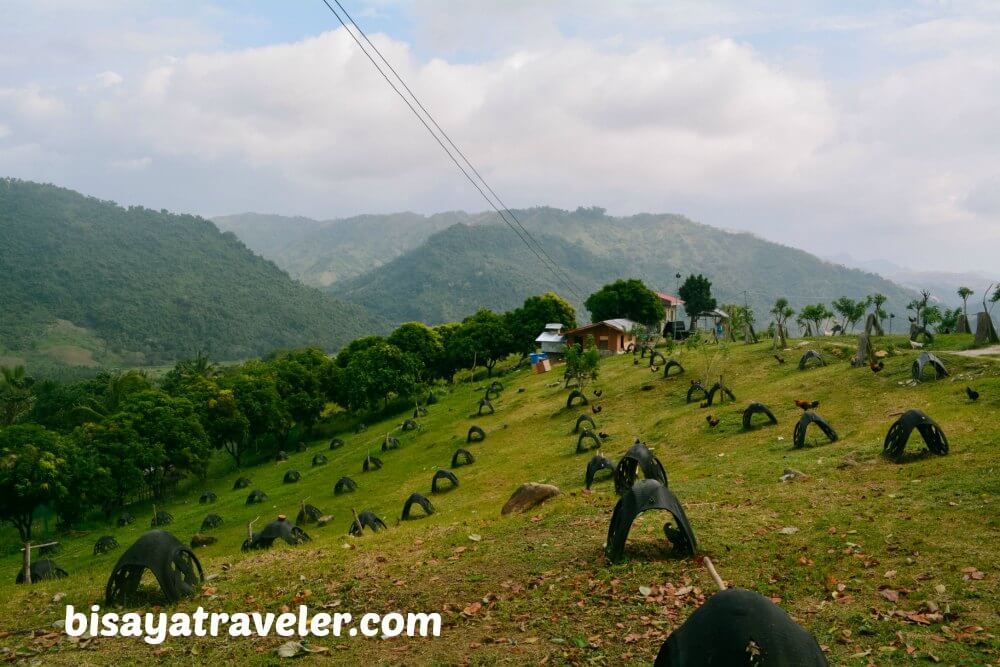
xmin=114 ymin=390 xmax=211 ymax=498
xmin=0 ymin=424 xmax=69 ymax=540
xmin=228 ymin=373 xmax=291 ymax=461
xmin=160 ymin=351 xmax=219 ymax=393
xmin=937 ymin=307 xmax=961 ymax=333
xmin=0 ymin=365 xmax=36 ymax=426
xmin=563 ymin=335 xmax=601 ymax=389
xmin=957 ymin=287 xmax=973 ymax=320
xmin=70 ymin=418 xmax=152 ymax=513
xmin=868 ymin=293 xmax=888 ymax=332
xmin=506 ymin=292 xmax=577 ymax=356
xmin=432 ymin=322 xmax=465 ymax=382
xmin=339 ymin=342 xmax=421 ymax=410
xmin=907 ymin=290 xmax=932 ymax=327
xmin=169 ymin=375 xmax=251 ymax=467
xmin=450 ymin=309 xmax=514 ymax=377
xmin=334 ymin=336 xmax=385 ymax=368
xmin=678 ymin=275 xmax=717 ymax=331
xmin=52 ymin=437 xmax=109 ymax=528
xmin=269 ymin=350 xmax=329 ymax=432
xmin=799 ymin=303 xmax=833 ymax=336
xmin=831 ymin=297 xmax=867 ymax=334
xmin=770 ymin=298 xmax=795 ymax=347
xmin=388 ymin=322 xmax=443 ymax=380
xmin=585 ymin=279 xmax=666 ymax=327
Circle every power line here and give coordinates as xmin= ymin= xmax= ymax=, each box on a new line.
xmin=326 ymin=0 xmax=584 ymax=300
xmin=318 ymin=0 xmax=585 ymax=301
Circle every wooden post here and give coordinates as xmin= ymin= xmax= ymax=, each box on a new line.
xmin=247 ymin=516 xmax=259 ymax=541
xmin=19 ymin=541 xmax=59 ymax=585
xmin=350 ymin=508 xmax=363 ymax=536
xmin=703 ymin=556 xmax=727 ymax=591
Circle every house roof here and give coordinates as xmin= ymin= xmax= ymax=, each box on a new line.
xmin=655 ymin=292 xmax=684 ymax=306
xmin=535 ymin=331 xmax=567 ymax=344
xmin=565 ymin=318 xmax=639 ymax=336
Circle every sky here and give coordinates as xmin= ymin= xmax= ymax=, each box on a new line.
xmin=1 ymin=0 xmax=998 ymax=274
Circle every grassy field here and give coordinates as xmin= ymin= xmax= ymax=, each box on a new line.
xmin=0 ymin=334 xmax=997 ymax=665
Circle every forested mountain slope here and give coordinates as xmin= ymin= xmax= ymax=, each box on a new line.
xmin=0 ymin=179 xmax=383 ymax=370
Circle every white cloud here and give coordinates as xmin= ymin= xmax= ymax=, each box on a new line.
xmin=1 ymin=3 xmax=998 ymax=273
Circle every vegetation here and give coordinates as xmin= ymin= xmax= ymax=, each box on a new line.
xmin=0 ymin=179 xmax=384 ymax=370
xmin=316 ymin=208 xmax=919 ymax=325
xmin=677 ymin=274 xmax=717 ymax=329
xmin=584 ymin=279 xmax=664 ymax=326
xmin=0 ymin=331 xmax=995 ymax=665
xmin=770 ymin=298 xmax=795 ymax=347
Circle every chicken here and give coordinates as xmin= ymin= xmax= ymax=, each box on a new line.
xmin=699 ymin=401 xmax=710 ymax=409
xmin=706 ymin=415 xmax=720 ymax=428
xmin=592 ymin=404 xmax=603 ymax=414
xmin=598 ymin=431 xmax=610 ymax=440
xmin=966 ymin=386 xmax=980 ymax=402
xmin=774 ymin=354 xmax=786 ymax=364
xmin=593 ymin=389 xmax=603 ymax=398
xmin=870 ymin=361 xmax=884 ymax=373
xmin=651 ymin=365 xmax=660 ymax=373
xmin=794 ymin=399 xmax=820 ymax=410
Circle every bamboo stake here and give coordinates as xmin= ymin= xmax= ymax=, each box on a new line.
xmin=703 ymin=556 xmax=727 ymax=591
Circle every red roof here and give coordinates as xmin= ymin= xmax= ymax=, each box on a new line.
xmin=655 ymin=292 xmax=684 ymax=305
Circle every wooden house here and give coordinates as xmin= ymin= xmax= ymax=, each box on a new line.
xmin=563 ymin=318 xmax=638 ymax=354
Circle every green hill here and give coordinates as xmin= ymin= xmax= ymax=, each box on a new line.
xmin=0 ymin=179 xmax=384 ymax=371
xmin=331 ymin=208 xmax=918 ymax=325
xmin=0 ymin=335 xmax=996 ymax=664
xmin=218 ymin=207 xmax=918 ymax=326
xmin=213 ymin=211 xmax=479 ymax=287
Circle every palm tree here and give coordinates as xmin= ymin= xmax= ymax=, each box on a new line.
xmin=0 ymin=365 xmax=36 ymax=426
xmin=71 ymin=369 xmax=149 ymax=424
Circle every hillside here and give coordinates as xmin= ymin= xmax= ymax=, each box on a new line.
xmin=331 ymin=208 xmax=918 ymax=325
xmin=0 ymin=179 xmax=383 ymax=370
xmin=218 ymin=207 xmax=919 ymax=326
xmin=213 ymin=211 xmax=480 ymax=287
xmin=0 ymin=334 xmax=996 ymax=664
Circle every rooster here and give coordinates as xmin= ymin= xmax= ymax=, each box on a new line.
xmin=706 ymin=415 xmax=720 ymax=428
xmin=794 ymin=399 xmax=820 ymax=411
xmin=966 ymin=387 xmax=980 ymax=402
xmin=774 ymin=354 xmax=786 ymax=364
xmin=870 ymin=360 xmax=884 ymax=374
xmin=651 ymin=365 xmax=660 ymax=373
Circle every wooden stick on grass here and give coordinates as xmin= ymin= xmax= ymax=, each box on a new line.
xmin=703 ymin=556 xmax=727 ymax=591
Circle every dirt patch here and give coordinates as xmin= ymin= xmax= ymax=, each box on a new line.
xmin=0 ymin=355 xmax=27 ymax=368
xmin=40 ymin=345 xmax=99 ymax=367
xmin=952 ymin=345 xmax=1000 ymax=358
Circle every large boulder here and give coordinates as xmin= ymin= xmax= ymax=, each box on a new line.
xmin=501 ymin=483 xmax=561 ymax=516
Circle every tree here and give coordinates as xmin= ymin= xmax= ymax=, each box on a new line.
xmin=388 ymin=322 xmax=444 ymax=380
xmin=770 ymin=298 xmax=795 ymax=347
xmin=799 ymin=304 xmax=833 ymax=337
xmin=228 ymin=373 xmax=291 ymax=461
xmin=585 ymin=279 xmax=666 ymax=327
xmin=868 ymin=293 xmax=888 ymax=331
xmin=563 ymin=335 xmax=601 ymax=389
xmin=0 ymin=424 xmax=69 ymax=541
xmin=70 ymin=419 xmax=152 ymax=513
xmin=334 ymin=336 xmax=385 ymax=368
xmin=937 ymin=307 xmax=961 ymax=333
xmin=0 ymin=365 xmax=36 ymax=426
xmin=339 ymin=342 xmax=421 ymax=410
xmin=831 ymin=297 xmax=867 ymax=334
xmin=957 ymin=287 xmax=974 ymax=321
xmin=506 ymin=292 xmax=577 ymax=356
xmin=69 ymin=369 xmax=149 ymax=424
xmin=677 ymin=275 xmax=717 ymax=331
xmin=115 ymin=390 xmax=211 ymax=498
xmin=432 ymin=322 xmax=465 ymax=382
xmin=719 ymin=304 xmax=754 ymax=341
xmin=450 ymin=309 xmax=514 ymax=377
xmin=907 ymin=290 xmax=932 ymax=327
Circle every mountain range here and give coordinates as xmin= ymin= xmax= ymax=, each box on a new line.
xmin=0 ymin=179 xmax=383 ymax=375
xmin=217 ymin=207 xmax=919 ymax=326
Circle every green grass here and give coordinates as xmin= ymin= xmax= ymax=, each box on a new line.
xmin=1 ymin=335 xmax=997 ymax=665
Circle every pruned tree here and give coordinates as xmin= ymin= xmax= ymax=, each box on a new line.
xmin=678 ymin=275 xmax=717 ymax=331
xmin=770 ymin=298 xmax=794 ymax=348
